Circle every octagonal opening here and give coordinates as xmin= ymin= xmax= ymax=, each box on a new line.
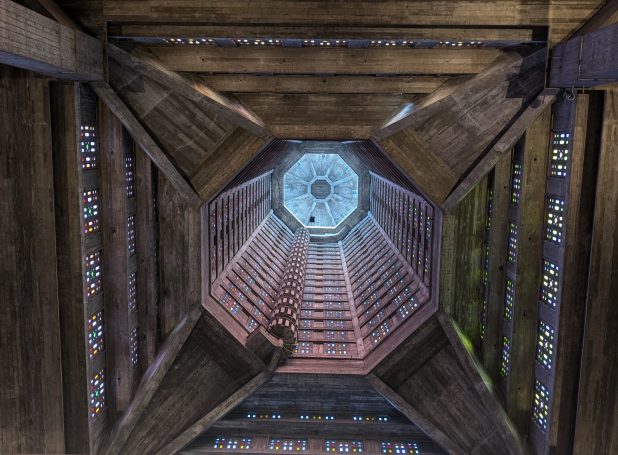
xmin=206 ymin=140 xmax=440 ymax=372
xmin=283 ymin=153 xmax=358 ymax=228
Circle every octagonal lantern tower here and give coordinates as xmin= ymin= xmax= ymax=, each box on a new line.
xmin=283 ymin=153 xmax=359 ymax=228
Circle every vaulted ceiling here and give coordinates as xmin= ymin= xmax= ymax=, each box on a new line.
xmin=2 ymin=1 xmax=617 ymax=455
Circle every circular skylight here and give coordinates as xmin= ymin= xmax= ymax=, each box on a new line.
xmin=283 ymin=153 xmax=358 ymax=228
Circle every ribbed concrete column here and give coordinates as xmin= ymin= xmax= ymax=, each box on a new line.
xmin=269 ymin=227 xmax=310 ymax=355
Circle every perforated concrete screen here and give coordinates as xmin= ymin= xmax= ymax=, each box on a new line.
xmin=283 ymin=153 xmax=358 ymax=228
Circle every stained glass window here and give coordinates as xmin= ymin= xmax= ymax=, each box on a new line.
xmin=82 ymin=189 xmax=99 ymax=235
xmin=545 ymin=196 xmax=565 ymax=244
xmin=550 ymin=132 xmax=570 ymax=178
xmin=507 ymin=222 xmax=518 ymax=264
xmin=130 ymin=326 xmax=139 ymax=368
xmin=325 ymin=343 xmax=348 ymax=355
xmin=128 ymin=271 xmax=137 ymax=312
xmin=398 ymin=297 xmax=419 ymax=319
xmin=541 ymin=259 xmax=560 ymax=308
xmin=371 ymin=321 xmax=391 ymax=344
xmin=533 ymin=379 xmax=550 ymax=431
xmin=87 ymin=310 xmax=104 ymax=359
xmin=380 ymin=442 xmax=420 ymax=454
xmin=247 ymin=318 xmax=258 ymax=332
xmin=536 ymin=319 xmax=555 ymax=371
xmin=80 ymin=125 xmax=97 ymax=169
xmin=504 ymin=278 xmax=514 ymax=321
xmin=85 ymin=251 xmax=102 ymax=297
xmin=296 ymin=342 xmax=313 ymax=354
xmin=324 ymin=441 xmax=363 ymax=453
xmin=213 ymin=437 xmax=253 ymax=450
xmin=500 ymin=336 xmax=511 ymax=377
xmin=89 ymin=369 xmax=105 ymax=418
xmin=511 ymin=162 xmax=522 ymax=206
xmin=127 ymin=215 xmax=136 ymax=256
xmin=268 ymin=439 xmax=308 ymax=451
xmin=125 ymin=150 xmax=135 ymax=198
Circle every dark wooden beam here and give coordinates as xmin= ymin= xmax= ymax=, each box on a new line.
xmin=482 ymin=154 xmax=512 ymax=383
xmin=443 ymin=89 xmax=558 ymax=210
xmin=571 ymin=0 xmax=618 ymax=37
xmin=61 ymin=0 xmax=602 ymax=45
xmin=156 ymin=350 xmax=282 ymax=455
xmin=0 ymin=0 xmax=102 ymax=80
xmin=439 ymin=177 xmax=488 ymax=349
xmin=374 ymin=48 xmax=546 ymax=208
xmin=49 ymin=81 xmax=91 ymax=453
xmin=189 ymin=128 xmax=270 ymax=203
xmin=148 ymin=46 xmax=503 ymax=75
xmin=98 ymin=100 xmax=133 ymax=418
xmin=436 ymin=313 xmax=527 ymax=454
xmin=367 ymin=374 xmax=463 ymax=455
xmin=158 ymin=171 xmax=203 ymax=338
xmin=108 ymin=23 xmax=540 ymax=42
xmin=135 ymin=145 xmax=159 ymax=368
xmin=235 ymin=93 xmax=419 ymax=140
xmin=108 ymin=44 xmax=270 ymax=138
xmin=572 ymin=89 xmax=618 ymax=454
xmin=550 ymin=22 xmax=618 ymax=87
xmin=99 ymin=308 xmax=201 ymax=455
xmin=0 ymin=65 xmax=65 ymax=454
xmin=200 ymin=74 xmax=449 ymax=95
xmin=35 ymin=0 xmax=79 ymax=28
xmin=371 ymin=314 xmax=526 ymax=455
xmin=506 ymin=109 xmax=551 ymax=434
xmin=91 ymin=81 xmax=203 ymax=208
xmin=114 ymin=309 xmax=266 ymax=454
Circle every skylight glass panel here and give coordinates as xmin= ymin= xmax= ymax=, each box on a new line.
xmin=284 ymin=154 xmax=358 ymax=228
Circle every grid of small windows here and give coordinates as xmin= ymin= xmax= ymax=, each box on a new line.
xmin=127 ymin=215 xmax=136 ymax=256
xmin=82 ymin=189 xmax=100 ymax=235
xmin=296 ymin=342 xmax=313 ymax=354
xmin=545 ymin=196 xmax=565 ymax=244
xmin=80 ymin=125 xmax=97 ymax=169
xmin=369 ymin=40 xmax=412 ymax=47
xmin=299 ymin=415 xmax=334 ymax=420
xmin=500 ymin=336 xmax=511 ymax=377
xmin=353 ymin=415 xmax=390 ymax=422
xmin=504 ymin=278 xmax=514 ymax=320
xmin=128 ymin=271 xmax=137 ymax=312
xmin=125 ymin=151 xmax=135 ymax=198
xmin=536 ymin=319 xmax=555 ymax=371
xmin=371 ymin=321 xmax=391 ymax=344
xmin=324 ymin=440 xmax=363 ymax=452
xmin=89 ymin=369 xmax=105 ymax=419
xmin=398 ymin=297 xmax=419 ymax=319
xmin=213 ymin=437 xmax=253 ymax=450
xmin=550 ymin=132 xmax=571 ymax=177
xmin=235 ymin=38 xmax=281 ymax=46
xmin=268 ymin=439 xmax=308 ymax=451
xmin=247 ymin=318 xmax=258 ymax=332
xmin=511 ymin=162 xmax=522 ymax=205
xmin=325 ymin=343 xmax=348 ymax=356
xmin=380 ymin=442 xmax=420 ymax=454
xmin=87 ymin=311 xmax=104 ymax=359
xmin=533 ymin=380 xmax=551 ymax=431
xmin=85 ymin=251 xmax=102 ymax=297
xmin=438 ymin=40 xmax=483 ymax=47
xmin=507 ymin=222 xmax=518 ymax=264
xmin=304 ymin=39 xmax=347 ymax=47
xmin=540 ymin=259 xmax=560 ymax=308
xmin=130 ymin=327 xmax=139 ymax=368
xmin=164 ymin=38 xmax=215 ymax=45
